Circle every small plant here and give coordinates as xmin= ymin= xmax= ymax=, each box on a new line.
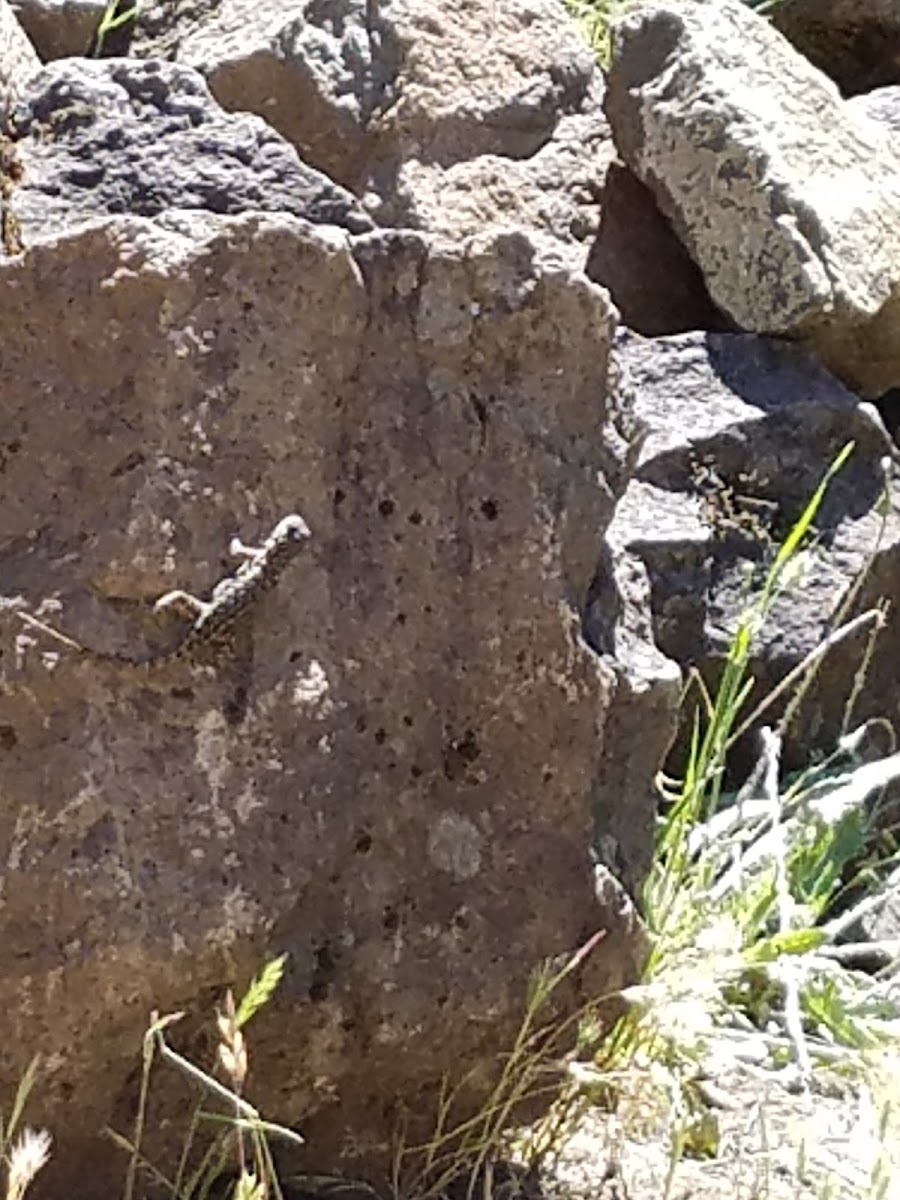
xmin=392 ymin=930 xmax=609 ymax=1200
xmin=524 ymin=442 xmax=900 ymax=1196
xmin=0 ymin=1059 xmax=52 ymax=1200
xmin=4 ymin=1128 xmax=52 ymax=1200
xmin=110 ymin=954 xmax=302 ymax=1200
xmin=559 ymin=0 xmax=623 ymax=66
xmin=91 ymin=0 xmax=140 ymax=57
xmin=561 ymin=0 xmax=791 ymax=68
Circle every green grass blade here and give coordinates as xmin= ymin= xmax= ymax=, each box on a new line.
xmin=3 ymin=1056 xmax=41 ymax=1151
xmin=235 ymin=955 xmax=287 ymax=1028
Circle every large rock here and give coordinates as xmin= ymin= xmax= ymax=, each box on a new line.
xmin=604 ymin=0 xmax=900 ymax=398
xmin=0 ymin=89 xmax=651 ymax=1198
xmin=8 ymin=0 xmax=616 ymax=262
xmin=0 ymin=0 xmax=40 ymax=97
xmin=127 ymin=0 xmax=391 ymax=192
xmin=379 ymin=94 xmax=612 ymax=266
xmin=5 ymin=57 xmax=374 ymax=242
xmin=362 ymin=0 xmax=611 ymax=259
xmin=106 ymin=0 xmax=613 ymax=264
xmin=608 ymin=329 xmax=900 ymax=775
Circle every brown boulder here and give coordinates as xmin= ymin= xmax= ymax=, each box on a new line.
xmin=0 ymin=210 xmax=648 ymax=1195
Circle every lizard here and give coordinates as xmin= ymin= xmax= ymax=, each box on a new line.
xmin=17 ymin=513 xmax=312 ymax=669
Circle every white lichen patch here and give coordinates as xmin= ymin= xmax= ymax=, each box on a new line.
xmin=234 ymin=781 xmax=263 ymax=824
xmin=293 ymin=659 xmax=332 ymax=713
xmin=427 ymin=811 xmax=483 ymax=880
xmin=193 ymin=709 xmax=235 ymax=838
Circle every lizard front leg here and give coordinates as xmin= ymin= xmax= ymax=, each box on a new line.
xmin=153 ymin=589 xmax=212 ymax=622
xmin=228 ymin=536 xmax=265 ymax=561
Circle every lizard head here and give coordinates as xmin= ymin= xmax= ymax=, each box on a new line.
xmin=274 ymin=514 xmax=312 ymax=545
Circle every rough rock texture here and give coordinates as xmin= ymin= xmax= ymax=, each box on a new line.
xmin=604 ymin=0 xmax=900 ymax=398
xmin=584 ymin=539 xmax=681 ymax=897
xmin=772 ymin=0 xmax=900 ymax=96
xmin=581 ymin=345 xmax=683 ymax=899
xmin=8 ymin=0 xmax=615 ymax=263
xmin=608 ymin=329 xmax=900 ymax=774
xmin=126 ymin=0 xmax=395 ymax=192
xmin=365 ymin=0 xmax=611 ymax=259
xmin=847 ymin=85 xmax=900 ymax=440
xmin=848 ymin=84 xmax=900 ymax=135
xmin=6 ymin=58 xmax=374 ymax=241
xmin=111 ymin=0 xmax=614 ymax=264
xmin=380 ymin=92 xmax=612 ymax=265
xmin=0 ymin=198 xmax=651 ymax=1197
xmin=0 ymin=0 xmax=40 ymax=96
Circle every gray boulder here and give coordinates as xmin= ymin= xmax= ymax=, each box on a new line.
xmin=607 ymin=329 xmax=900 ymax=775
xmin=6 ymin=57 xmax=375 ymax=243
xmin=605 ymin=0 xmax=900 ymax=398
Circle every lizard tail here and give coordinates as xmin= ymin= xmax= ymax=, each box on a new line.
xmin=17 ymin=610 xmax=87 ymax=652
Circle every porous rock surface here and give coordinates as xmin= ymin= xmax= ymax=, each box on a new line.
xmin=8 ymin=57 xmax=374 ymax=240
xmin=128 ymin=0 xmax=393 ymax=192
xmin=0 ymin=56 xmax=651 ymax=1197
xmin=604 ymin=0 xmax=900 ymax=397
xmin=0 ymin=0 xmax=39 ymax=94
xmin=9 ymin=0 xmax=616 ymax=263
xmin=126 ymin=0 xmax=615 ymax=263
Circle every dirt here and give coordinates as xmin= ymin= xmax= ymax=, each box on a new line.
xmin=537 ymin=1070 xmax=871 ymax=1200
